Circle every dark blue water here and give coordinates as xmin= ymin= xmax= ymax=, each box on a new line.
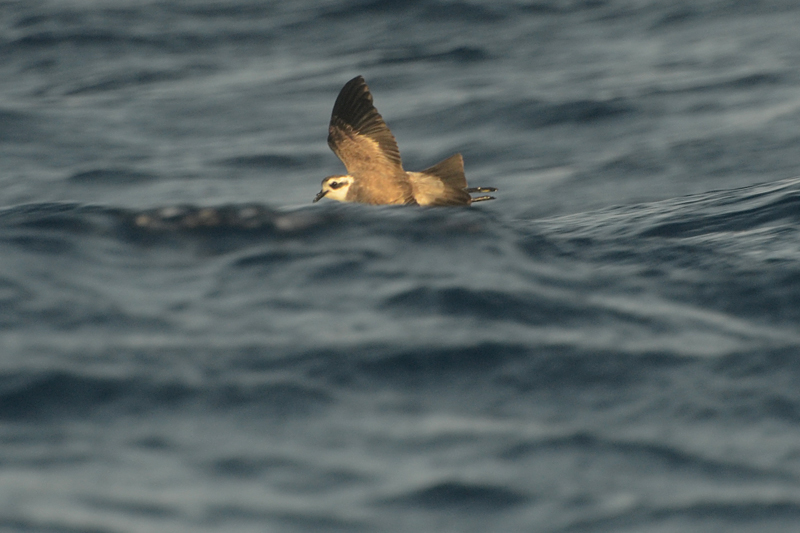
xmin=2 ymin=1 xmax=800 ymax=532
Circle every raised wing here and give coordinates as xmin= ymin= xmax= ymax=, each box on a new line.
xmin=327 ymin=76 xmax=406 ymax=182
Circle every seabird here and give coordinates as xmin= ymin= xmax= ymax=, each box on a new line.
xmin=313 ymin=76 xmax=496 ymax=206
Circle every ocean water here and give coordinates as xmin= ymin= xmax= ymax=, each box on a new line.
xmin=2 ymin=1 xmax=800 ymax=532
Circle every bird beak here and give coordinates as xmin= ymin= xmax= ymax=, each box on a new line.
xmin=312 ymin=190 xmax=327 ymax=203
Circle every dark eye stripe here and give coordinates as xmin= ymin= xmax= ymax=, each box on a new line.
xmin=329 ymin=182 xmax=342 ymax=189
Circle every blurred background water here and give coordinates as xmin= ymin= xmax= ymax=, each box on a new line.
xmin=2 ymin=1 xmax=800 ymax=532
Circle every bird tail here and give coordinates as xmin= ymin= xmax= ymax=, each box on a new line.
xmin=421 ymin=154 xmax=468 ymax=189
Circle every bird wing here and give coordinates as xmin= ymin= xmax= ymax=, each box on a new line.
xmin=327 ymin=76 xmax=413 ymax=203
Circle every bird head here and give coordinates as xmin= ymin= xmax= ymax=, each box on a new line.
xmin=313 ymin=175 xmax=354 ymax=203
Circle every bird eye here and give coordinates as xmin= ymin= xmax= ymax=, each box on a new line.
xmin=329 ymin=181 xmax=342 ymax=190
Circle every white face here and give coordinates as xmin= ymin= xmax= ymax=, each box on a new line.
xmin=314 ymin=175 xmax=354 ymax=203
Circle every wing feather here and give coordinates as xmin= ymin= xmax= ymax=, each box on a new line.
xmin=327 ymin=76 xmax=406 ymax=182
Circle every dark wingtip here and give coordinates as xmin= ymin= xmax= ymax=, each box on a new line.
xmin=331 ymin=76 xmax=371 ymax=123
xmin=328 ymin=75 xmax=403 ymax=168
xmin=345 ymin=75 xmax=366 ymax=87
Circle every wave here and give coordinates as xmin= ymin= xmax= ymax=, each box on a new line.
xmin=411 ymin=96 xmax=634 ymax=132
xmin=0 ymin=369 xmax=333 ymax=421
xmin=1 ymin=177 xmax=799 ymax=364
xmin=532 ymin=176 xmax=800 ymax=241
xmin=500 ymin=431 xmax=795 ymax=482
xmin=377 ymin=480 xmax=529 ymax=510
xmin=560 ymin=499 xmax=800 ymax=532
